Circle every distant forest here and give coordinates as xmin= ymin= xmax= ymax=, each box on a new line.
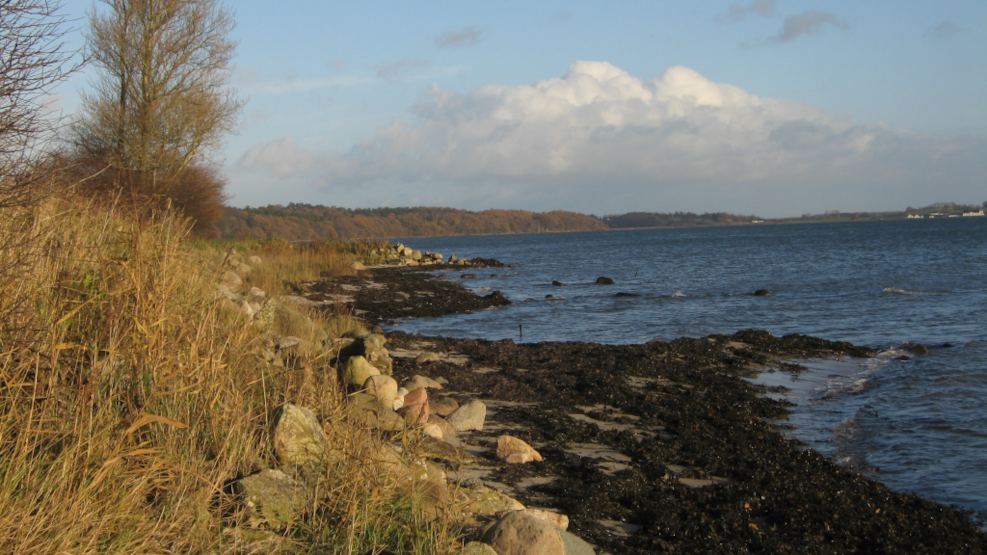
xmin=212 ymin=201 xmax=985 ymax=241
xmin=211 ymin=204 xmax=764 ymax=240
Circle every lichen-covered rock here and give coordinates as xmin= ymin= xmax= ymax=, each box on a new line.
xmin=347 ymin=393 xmax=406 ymax=431
xmin=232 ymin=465 xmax=314 ymax=530
xmin=462 ymin=541 xmax=498 ymax=555
xmin=363 ymin=374 xmax=399 ymax=406
xmin=271 ymin=404 xmax=325 ymax=465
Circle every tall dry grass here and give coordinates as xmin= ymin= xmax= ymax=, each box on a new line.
xmin=0 ymin=197 xmax=459 ymax=554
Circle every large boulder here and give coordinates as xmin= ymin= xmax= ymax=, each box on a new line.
xmin=430 ymin=396 xmax=459 ymax=417
xmin=480 ymin=511 xmax=566 ymax=555
xmin=271 ymin=404 xmax=326 ymax=465
xmin=340 ymin=334 xmax=393 ymax=375
xmin=446 ymin=399 xmax=486 ymax=432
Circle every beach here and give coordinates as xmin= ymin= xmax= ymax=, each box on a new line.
xmin=310 ymin=262 xmax=987 ymax=554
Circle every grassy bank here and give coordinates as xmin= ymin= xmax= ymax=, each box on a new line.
xmin=0 ymin=196 xmax=458 ymax=554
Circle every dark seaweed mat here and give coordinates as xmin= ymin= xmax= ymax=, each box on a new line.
xmin=316 ymin=266 xmax=987 ymax=554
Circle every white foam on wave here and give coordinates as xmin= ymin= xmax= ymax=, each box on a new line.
xmin=671 ymin=291 xmax=687 ymax=298
xmin=881 ymin=287 xmax=949 ymax=295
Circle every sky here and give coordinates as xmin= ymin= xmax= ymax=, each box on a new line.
xmin=54 ymin=0 xmax=986 ymax=217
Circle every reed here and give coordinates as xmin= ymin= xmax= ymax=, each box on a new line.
xmin=0 ymin=196 xmax=458 ymax=554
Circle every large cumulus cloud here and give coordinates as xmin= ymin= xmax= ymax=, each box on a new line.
xmin=238 ymin=61 xmax=985 ymax=214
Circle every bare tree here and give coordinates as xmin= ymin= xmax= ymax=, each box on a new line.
xmin=0 ymin=0 xmax=76 ymax=207
xmin=72 ymin=0 xmax=242 ymax=198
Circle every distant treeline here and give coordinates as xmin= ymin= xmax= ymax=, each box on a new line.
xmin=602 ymin=211 xmax=757 ymax=228
xmin=214 ymin=204 xmax=607 ymax=240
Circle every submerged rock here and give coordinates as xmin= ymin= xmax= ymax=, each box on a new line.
xmin=595 ymin=277 xmax=614 ymax=285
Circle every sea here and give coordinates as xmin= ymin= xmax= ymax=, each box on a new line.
xmin=392 ymin=217 xmax=987 ymax=522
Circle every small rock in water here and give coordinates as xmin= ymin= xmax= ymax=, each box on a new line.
xmin=615 ymin=292 xmax=641 ymax=297
xmin=552 ymin=280 xmax=565 ymax=287
xmin=753 ymin=289 xmax=772 ymax=296
xmin=908 ymin=344 xmax=929 ymax=354
xmin=461 ymin=273 xmax=477 ymax=279
xmin=595 ymin=276 xmax=614 ymax=285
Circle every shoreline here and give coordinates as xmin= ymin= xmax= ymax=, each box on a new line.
xmin=304 ymin=263 xmax=987 ymax=554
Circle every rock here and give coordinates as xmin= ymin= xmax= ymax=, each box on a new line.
xmin=398 ymin=387 xmax=430 ymax=425
xmin=481 ymin=510 xmax=566 ymax=555
xmin=363 ymin=374 xmax=399 ymax=406
xmin=392 ymin=386 xmax=409 ymax=411
xmin=552 ymin=280 xmax=565 ymax=287
xmin=220 ymin=271 xmax=242 ymax=290
xmin=274 ymin=335 xmax=303 ymax=350
xmin=753 ymin=289 xmax=772 ymax=296
xmin=343 ymin=356 xmax=380 ymax=389
xmin=523 ymin=509 xmax=569 ymax=531
xmin=247 ymin=255 xmax=262 ymax=266
xmin=466 ymin=486 xmax=526 ymax=517
xmin=558 ymin=529 xmax=596 ymax=554
xmin=461 ymin=273 xmax=477 ymax=279
xmin=595 ymin=277 xmax=614 ymax=285
xmin=412 ymin=250 xmax=422 ymax=261
xmin=462 ymin=542 xmax=499 ymax=555
xmin=249 ymin=286 xmax=266 ymax=297
xmin=416 ymin=434 xmax=478 ymax=464
xmin=426 ymin=414 xmax=456 ymax=437
xmin=340 ymin=334 xmax=393 ymax=375
xmin=421 ymin=423 xmax=444 ymax=439
xmin=232 ymin=465 xmax=316 ymax=530
xmin=449 ymin=255 xmax=458 ymax=263
xmin=908 ymin=344 xmax=929 ymax=354
xmin=349 ymin=261 xmax=368 ymax=271
xmin=415 ymin=351 xmax=441 ymax=363
xmin=271 ymin=404 xmax=326 ymax=465
xmin=615 ymin=292 xmax=640 ymax=297
xmin=430 ymin=396 xmax=459 ymax=417
xmin=347 ymin=393 xmax=406 ymax=431
xmin=446 ymin=399 xmax=486 ymax=432
xmin=497 ymin=435 xmax=543 ymax=464
xmin=402 ymin=374 xmax=444 ymax=392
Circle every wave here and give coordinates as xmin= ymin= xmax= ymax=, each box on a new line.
xmin=881 ymin=287 xmax=951 ymax=295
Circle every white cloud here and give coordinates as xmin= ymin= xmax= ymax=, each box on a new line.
xmin=238 ymin=62 xmax=985 ymax=215
xmin=238 ymin=136 xmax=315 ymax=177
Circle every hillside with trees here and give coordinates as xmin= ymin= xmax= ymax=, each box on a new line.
xmin=214 ymin=203 xmax=607 ymax=239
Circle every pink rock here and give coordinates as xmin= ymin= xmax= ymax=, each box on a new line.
xmin=497 ymin=435 xmax=543 ymax=464
xmin=398 ymin=386 xmax=430 ymax=425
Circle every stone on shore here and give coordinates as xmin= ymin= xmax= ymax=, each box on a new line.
xmin=523 ymin=508 xmax=569 ymax=530
xmin=271 ymin=404 xmax=326 ymax=465
xmin=349 ymin=261 xmax=368 ymax=271
xmin=415 ymin=351 xmax=441 ymax=363
xmin=497 ymin=435 xmax=543 ymax=464
xmin=363 ymin=374 xmax=399 ymax=406
xmin=247 ymin=255 xmax=262 ymax=266
xmin=402 ymin=374 xmax=444 ymax=392
xmin=343 ymin=355 xmax=380 ymax=389
xmin=465 ymin=486 xmax=525 ymax=518
xmin=559 ymin=529 xmax=596 ymax=554
xmin=232 ymin=465 xmax=314 ymax=530
xmin=481 ymin=510 xmax=566 ymax=555
xmin=425 ymin=414 xmax=456 ymax=438
xmin=398 ymin=386 xmax=430 ymax=425
xmin=347 ymin=393 xmax=406 ymax=431
xmin=446 ymin=399 xmax=487 ymax=432
xmin=463 ymin=542 xmax=499 ymax=555
xmin=430 ymin=396 xmax=459 ymax=417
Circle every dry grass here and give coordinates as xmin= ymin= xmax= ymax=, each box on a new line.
xmin=0 ymin=196 xmax=459 ymax=554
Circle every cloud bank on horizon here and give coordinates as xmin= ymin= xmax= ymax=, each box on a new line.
xmin=238 ymin=61 xmax=985 ymax=216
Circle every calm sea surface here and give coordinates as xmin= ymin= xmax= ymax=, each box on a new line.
xmin=394 ymin=218 xmax=987 ymax=520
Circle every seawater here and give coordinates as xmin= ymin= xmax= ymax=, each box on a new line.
xmin=394 ymin=218 xmax=987 ymax=519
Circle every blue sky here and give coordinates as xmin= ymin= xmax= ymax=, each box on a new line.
xmin=55 ymin=0 xmax=986 ymax=217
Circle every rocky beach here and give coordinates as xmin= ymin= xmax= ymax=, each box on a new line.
xmin=285 ymin=246 xmax=987 ymax=555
